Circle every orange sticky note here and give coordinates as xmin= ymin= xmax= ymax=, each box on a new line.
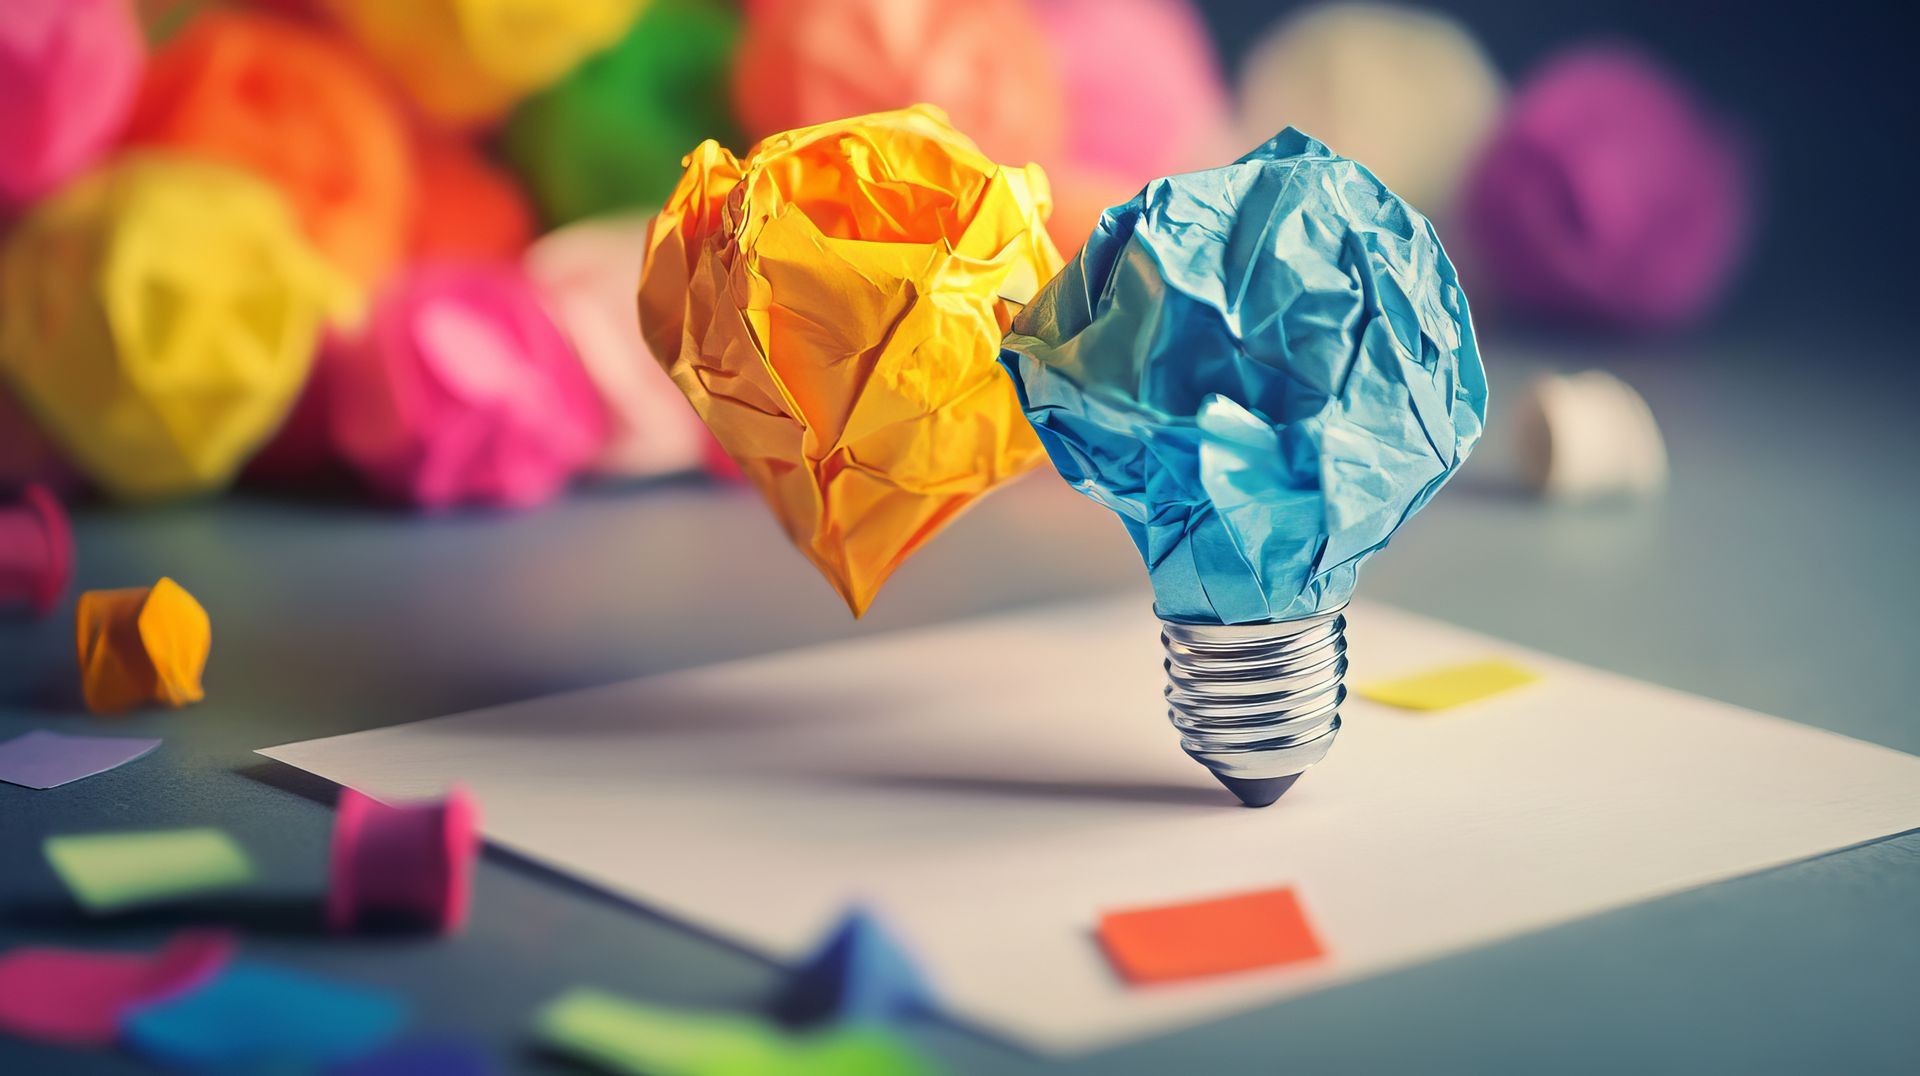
xmin=74 ymin=578 xmax=210 ymax=715
xmin=1097 ymin=886 xmax=1326 ymax=985
xmin=1357 ymin=658 xmax=1540 ymax=711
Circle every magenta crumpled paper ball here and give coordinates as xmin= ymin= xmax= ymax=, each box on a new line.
xmin=0 ymin=0 xmax=144 ymax=205
xmin=328 ymin=262 xmax=609 ymax=510
xmin=1462 ymin=45 xmax=1751 ymax=329
xmin=1035 ymin=0 xmax=1232 ymax=182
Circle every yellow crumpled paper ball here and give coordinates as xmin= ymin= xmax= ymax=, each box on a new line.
xmin=639 ymin=105 xmax=1061 ymax=616
xmin=0 ymin=154 xmax=351 ymax=502
xmin=320 ymin=0 xmax=647 ymax=128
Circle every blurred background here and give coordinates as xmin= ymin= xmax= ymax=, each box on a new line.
xmin=1 ymin=0 xmax=1909 ymax=518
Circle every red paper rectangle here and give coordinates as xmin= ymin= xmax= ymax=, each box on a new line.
xmin=1097 ymin=886 xmax=1326 ymax=985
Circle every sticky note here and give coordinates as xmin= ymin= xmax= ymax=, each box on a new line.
xmin=44 ymin=828 xmax=253 ymax=913
xmin=0 ymin=730 xmax=160 ymax=789
xmin=1097 ymin=886 xmax=1326 ymax=985
xmin=534 ymin=988 xmax=933 ymax=1076
xmin=1357 ymin=658 xmax=1541 ymax=711
xmin=0 ymin=931 xmax=232 ymax=1046
xmin=123 ymin=961 xmax=405 ymax=1069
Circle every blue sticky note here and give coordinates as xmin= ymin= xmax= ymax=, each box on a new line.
xmin=123 ymin=961 xmax=406 ymax=1069
xmin=329 ymin=1036 xmax=493 ymax=1076
xmin=770 ymin=906 xmax=936 ymax=1027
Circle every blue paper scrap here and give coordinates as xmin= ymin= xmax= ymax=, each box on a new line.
xmin=123 ymin=961 xmax=406 ymax=1069
xmin=771 ymin=907 xmax=936 ymax=1027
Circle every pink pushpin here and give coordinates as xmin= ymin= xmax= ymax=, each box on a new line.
xmin=0 ymin=483 xmax=73 ymax=617
xmin=328 ymin=786 xmax=479 ymax=935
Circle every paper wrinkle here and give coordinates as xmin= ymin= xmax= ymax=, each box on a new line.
xmin=1002 ymin=129 xmax=1486 ymax=624
xmin=640 ymin=106 xmax=1061 ymax=615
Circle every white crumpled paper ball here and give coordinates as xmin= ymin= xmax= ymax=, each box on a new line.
xmin=1236 ymin=2 xmax=1504 ymax=216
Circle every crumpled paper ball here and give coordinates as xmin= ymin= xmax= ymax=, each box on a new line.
xmin=75 ymin=576 xmax=210 ymax=714
xmin=1001 ymin=130 xmax=1487 ymax=625
xmin=1237 ymin=2 xmax=1503 ymax=216
xmin=732 ymin=0 xmax=1065 ymax=168
xmin=1035 ymin=0 xmax=1232 ymax=182
xmin=0 ymin=384 xmax=80 ymax=493
xmin=329 ymin=262 xmax=608 ymax=510
xmin=319 ymin=0 xmax=646 ymax=128
xmin=504 ymin=0 xmax=740 ymax=226
xmin=0 ymin=154 xmax=349 ymax=502
xmin=409 ymin=129 xmax=534 ymax=263
xmin=0 ymin=0 xmax=144 ymax=206
xmin=1461 ymin=45 xmax=1751 ymax=329
xmin=639 ymin=106 xmax=1061 ymax=615
xmin=525 ymin=214 xmax=713 ymax=478
xmin=123 ymin=11 xmax=417 ymax=287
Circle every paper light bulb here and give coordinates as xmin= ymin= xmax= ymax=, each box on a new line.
xmin=123 ymin=10 xmax=418 ymax=287
xmin=639 ymin=106 xmax=1060 ymax=615
xmin=1460 ymin=45 xmax=1750 ymax=329
xmin=319 ymin=0 xmax=646 ymax=127
xmin=0 ymin=154 xmax=349 ymax=502
xmin=1034 ymin=0 xmax=1233 ymax=183
xmin=328 ymin=262 xmax=608 ymax=510
xmin=1236 ymin=2 xmax=1503 ymax=217
xmin=0 ymin=0 xmax=144 ymax=206
xmin=1001 ymin=131 xmax=1487 ymax=806
xmin=525 ymin=214 xmax=712 ymax=478
xmin=731 ymin=0 xmax=1065 ymax=168
xmin=504 ymin=0 xmax=740 ymax=226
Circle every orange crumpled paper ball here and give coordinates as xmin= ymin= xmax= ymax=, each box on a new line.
xmin=639 ymin=106 xmax=1060 ymax=615
xmin=409 ymin=129 xmax=535 ymax=263
xmin=75 ymin=577 xmax=210 ymax=714
xmin=122 ymin=10 xmax=418 ymax=287
xmin=731 ymin=0 xmax=1066 ymax=167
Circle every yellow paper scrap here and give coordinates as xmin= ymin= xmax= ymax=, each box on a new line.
xmin=44 ymin=828 xmax=253 ymax=913
xmin=1358 ymin=658 xmax=1541 ymax=711
xmin=639 ymin=105 xmax=1061 ymax=616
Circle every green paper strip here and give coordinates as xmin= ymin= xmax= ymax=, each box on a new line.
xmin=533 ymin=988 xmax=936 ymax=1076
xmin=44 ymin=827 xmax=253 ymax=913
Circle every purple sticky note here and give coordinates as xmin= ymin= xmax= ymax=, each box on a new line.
xmin=0 ymin=730 xmax=161 ymax=789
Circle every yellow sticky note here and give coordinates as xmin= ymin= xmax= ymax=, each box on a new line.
xmin=1357 ymin=659 xmax=1540 ymax=712
xmin=45 ymin=828 xmax=253 ymax=913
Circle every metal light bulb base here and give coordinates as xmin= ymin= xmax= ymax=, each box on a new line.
xmin=1162 ymin=605 xmax=1348 ymax=807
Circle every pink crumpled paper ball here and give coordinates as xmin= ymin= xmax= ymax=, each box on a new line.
xmin=731 ymin=0 xmax=1065 ymax=167
xmin=0 ymin=0 xmax=144 ymax=206
xmin=523 ymin=214 xmax=713 ymax=479
xmin=1035 ymin=0 xmax=1232 ymax=183
xmin=328 ymin=262 xmax=608 ymax=510
xmin=1461 ymin=45 xmax=1752 ymax=330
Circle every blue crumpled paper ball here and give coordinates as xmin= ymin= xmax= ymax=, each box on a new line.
xmin=1000 ymin=129 xmax=1487 ymax=625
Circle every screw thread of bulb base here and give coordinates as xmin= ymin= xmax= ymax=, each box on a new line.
xmin=1162 ymin=605 xmax=1348 ymax=807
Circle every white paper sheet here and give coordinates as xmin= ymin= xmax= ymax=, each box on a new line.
xmin=261 ymin=597 xmax=1920 ymax=1054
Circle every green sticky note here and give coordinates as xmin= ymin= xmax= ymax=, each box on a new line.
xmin=1357 ymin=658 xmax=1542 ymax=712
xmin=44 ymin=828 xmax=253 ymax=913
xmin=533 ymin=988 xmax=934 ymax=1076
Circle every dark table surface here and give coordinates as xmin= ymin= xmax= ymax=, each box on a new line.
xmin=3 ymin=324 xmax=1918 ymax=1074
